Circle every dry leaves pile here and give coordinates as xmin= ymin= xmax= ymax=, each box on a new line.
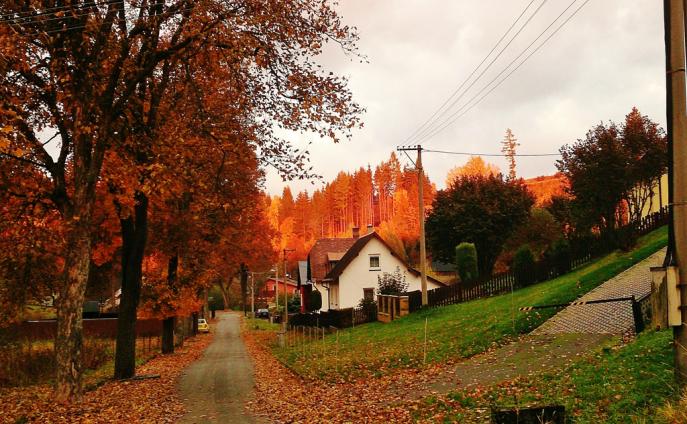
xmin=2 ymin=334 xmax=212 ymax=424
xmin=244 ymin=329 xmax=455 ymax=423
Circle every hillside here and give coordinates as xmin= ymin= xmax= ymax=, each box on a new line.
xmin=524 ymin=173 xmax=568 ymax=206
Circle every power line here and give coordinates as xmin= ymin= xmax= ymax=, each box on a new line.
xmin=0 ymin=0 xmax=125 ymax=21
xmin=402 ymin=0 xmax=543 ymax=146
xmin=408 ymin=0 xmax=551 ymax=146
xmin=423 ymin=149 xmax=560 ymax=157
xmin=0 ymin=5 xmax=198 ymax=37
xmin=416 ymin=0 xmax=592 ymax=144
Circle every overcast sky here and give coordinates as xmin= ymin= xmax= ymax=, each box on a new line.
xmin=264 ymin=0 xmax=665 ymax=195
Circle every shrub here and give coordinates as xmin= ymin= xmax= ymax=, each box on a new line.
xmin=377 ymin=267 xmax=408 ymax=295
xmin=546 ymin=238 xmax=572 ymax=275
xmin=357 ymin=297 xmax=376 ymax=310
xmin=287 ymin=293 xmax=301 ymax=313
xmin=513 ymin=245 xmax=536 ymax=286
xmin=308 ymin=290 xmax=322 ymax=312
xmin=614 ymin=225 xmax=638 ymax=251
xmin=455 ymin=242 xmax=479 ymax=283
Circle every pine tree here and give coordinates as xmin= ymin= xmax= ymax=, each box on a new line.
xmin=501 ymin=129 xmax=520 ymax=180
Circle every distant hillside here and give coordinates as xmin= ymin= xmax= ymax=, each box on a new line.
xmin=524 ymin=173 xmax=568 ymax=206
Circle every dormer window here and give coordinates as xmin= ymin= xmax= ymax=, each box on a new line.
xmin=369 ymin=254 xmax=380 ymax=270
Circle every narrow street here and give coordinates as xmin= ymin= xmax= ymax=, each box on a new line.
xmin=178 ymin=312 xmax=260 ymax=424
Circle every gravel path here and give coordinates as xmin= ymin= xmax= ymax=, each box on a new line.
xmin=178 ymin=312 xmax=260 ymax=424
xmin=532 ymin=248 xmax=666 ymax=336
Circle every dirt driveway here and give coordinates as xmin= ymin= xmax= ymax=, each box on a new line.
xmin=178 ymin=312 xmax=260 ymax=423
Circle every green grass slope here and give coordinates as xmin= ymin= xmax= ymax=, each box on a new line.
xmin=415 ymin=329 xmax=678 ymax=423
xmin=275 ymin=227 xmax=668 ymax=381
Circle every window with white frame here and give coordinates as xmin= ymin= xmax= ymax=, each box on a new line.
xmin=369 ymin=254 xmax=380 ymax=270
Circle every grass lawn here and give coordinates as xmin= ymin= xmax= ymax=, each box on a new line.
xmin=274 ymin=226 xmax=668 ymax=381
xmin=414 ymin=329 xmax=679 ymax=423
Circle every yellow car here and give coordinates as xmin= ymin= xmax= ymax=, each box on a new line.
xmin=197 ymin=318 xmax=210 ymax=333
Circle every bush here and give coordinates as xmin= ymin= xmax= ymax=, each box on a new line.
xmin=455 ymin=242 xmax=479 ymax=283
xmin=358 ymin=297 xmax=376 ymax=310
xmin=546 ymin=238 xmax=572 ymax=275
xmin=287 ymin=293 xmax=301 ymax=313
xmin=513 ymin=245 xmax=536 ymax=286
xmin=377 ymin=267 xmax=408 ymax=295
xmin=308 ymin=290 xmax=322 ymax=312
xmin=614 ymin=225 xmax=638 ymax=251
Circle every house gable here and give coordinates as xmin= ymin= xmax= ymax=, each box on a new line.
xmin=325 ymin=232 xmax=444 ymax=286
xmin=307 ymin=237 xmax=357 ymax=281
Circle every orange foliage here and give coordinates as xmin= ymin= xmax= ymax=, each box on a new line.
xmin=524 ymin=173 xmax=570 ymax=206
xmin=445 ymin=156 xmax=501 ymax=187
xmin=269 ymin=153 xmax=436 ymax=266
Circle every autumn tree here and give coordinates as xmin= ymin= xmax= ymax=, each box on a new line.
xmin=501 ymin=129 xmax=519 ymax=180
xmin=0 ymin=0 xmax=361 ymax=399
xmin=1 ymin=0 xmax=240 ymax=398
xmin=556 ymin=108 xmax=666 ymax=234
xmin=445 ymin=156 xmax=500 ymax=187
xmin=426 ymin=174 xmax=534 ymax=276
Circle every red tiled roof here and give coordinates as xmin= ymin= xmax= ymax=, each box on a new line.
xmin=307 ymin=237 xmax=357 ymax=281
xmin=264 ymin=277 xmax=298 ymax=287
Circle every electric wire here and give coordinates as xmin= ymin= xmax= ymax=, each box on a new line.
xmin=402 ymin=0 xmax=542 ymax=145
xmin=416 ymin=0 xmax=592 ymax=144
xmin=0 ymin=0 xmax=126 ymax=21
xmin=423 ymin=149 xmax=560 ymax=157
xmin=409 ymin=0 xmax=550 ymax=146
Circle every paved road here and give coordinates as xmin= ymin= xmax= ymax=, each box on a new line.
xmin=178 ymin=312 xmax=258 ymax=424
xmin=533 ymin=248 xmax=666 ymax=336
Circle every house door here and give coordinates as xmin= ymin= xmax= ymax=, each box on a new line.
xmin=330 ymin=283 xmax=339 ymax=309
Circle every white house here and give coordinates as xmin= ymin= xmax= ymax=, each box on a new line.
xmin=306 ymin=226 xmax=444 ymax=311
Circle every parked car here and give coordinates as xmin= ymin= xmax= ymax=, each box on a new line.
xmin=197 ymin=318 xmax=210 ymax=333
xmin=255 ymin=308 xmax=270 ymax=319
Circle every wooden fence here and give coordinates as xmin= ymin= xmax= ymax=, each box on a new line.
xmin=403 ymin=206 xmax=669 ymax=313
xmin=289 ymin=305 xmax=377 ymax=329
xmin=4 ymin=318 xmax=163 ymax=342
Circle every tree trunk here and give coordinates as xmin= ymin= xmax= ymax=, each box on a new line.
xmin=161 ymin=255 xmax=178 ymax=354
xmin=114 ymin=192 xmax=148 ymax=380
xmin=240 ymin=263 xmax=248 ymax=316
xmin=218 ymin=276 xmax=232 ymax=310
xmin=192 ymin=312 xmax=199 ymax=335
xmin=55 ymin=221 xmax=92 ymax=402
xmin=161 ymin=317 xmax=175 ymax=354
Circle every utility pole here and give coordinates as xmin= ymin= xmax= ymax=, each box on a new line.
xmin=250 ymin=272 xmax=255 ymax=316
xmin=397 ymin=145 xmax=429 ymax=306
xmin=283 ymin=248 xmax=295 ymax=330
xmin=274 ymin=264 xmax=279 ymax=314
xmin=665 ymin=0 xmax=687 ymax=385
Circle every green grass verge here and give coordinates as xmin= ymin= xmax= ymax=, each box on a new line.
xmin=414 ymin=329 xmax=678 ymax=423
xmin=245 ymin=317 xmax=281 ymax=332
xmin=274 ymin=227 xmax=668 ymax=381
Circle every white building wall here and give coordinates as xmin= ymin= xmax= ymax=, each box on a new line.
xmin=313 ymin=282 xmax=331 ymax=312
xmin=336 ymin=237 xmax=441 ymax=310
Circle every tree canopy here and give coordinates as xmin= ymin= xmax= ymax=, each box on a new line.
xmin=556 ymin=108 xmax=666 ymax=233
xmin=426 ymin=174 xmax=534 ymax=276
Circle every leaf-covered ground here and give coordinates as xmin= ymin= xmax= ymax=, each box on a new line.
xmin=3 ymin=334 xmax=212 ymax=424
xmin=247 ymin=322 xmax=681 ymax=423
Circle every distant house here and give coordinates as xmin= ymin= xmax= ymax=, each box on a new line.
xmin=260 ymin=277 xmax=298 ymax=301
xmin=305 ymin=226 xmax=444 ymax=311
xmin=430 ymin=261 xmax=457 ymax=285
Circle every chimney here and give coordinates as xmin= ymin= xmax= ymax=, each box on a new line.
xmin=367 ymin=224 xmax=374 ymax=234
xmin=352 ymin=227 xmax=360 ymax=239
